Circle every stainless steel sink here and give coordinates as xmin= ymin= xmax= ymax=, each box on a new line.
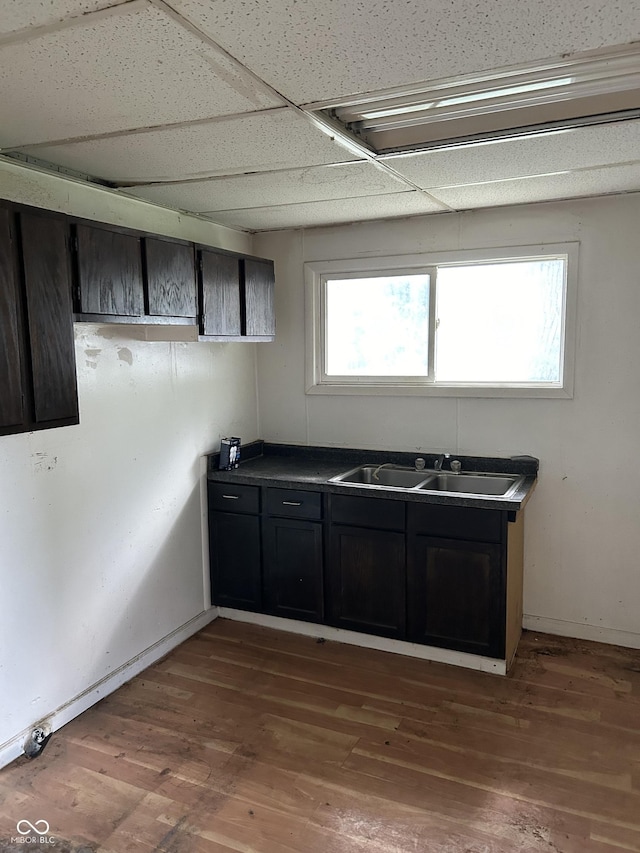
xmin=419 ymin=472 xmax=522 ymax=496
xmin=330 ymin=463 xmax=524 ymax=496
xmin=330 ymin=464 xmax=433 ymax=488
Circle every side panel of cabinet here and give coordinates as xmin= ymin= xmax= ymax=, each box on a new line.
xmin=200 ymin=250 xmax=241 ymax=336
xmin=21 ymin=212 xmax=79 ymax=425
xmin=263 ymin=517 xmax=324 ymax=623
xmin=209 ymin=511 xmax=261 ymax=610
xmin=0 ymin=207 xmax=24 ymax=429
xmin=328 ymin=525 xmax=405 ymax=639
xmin=145 ymin=237 xmax=196 ymax=318
xmin=77 ymin=224 xmax=144 ymax=316
xmin=407 ymin=535 xmax=505 ymax=658
xmin=244 ymin=258 xmax=275 ymax=337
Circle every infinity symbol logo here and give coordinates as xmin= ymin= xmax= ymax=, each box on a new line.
xmin=16 ymin=819 xmax=50 ymax=835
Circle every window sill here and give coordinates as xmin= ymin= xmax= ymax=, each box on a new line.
xmin=306 ymin=382 xmax=573 ymax=399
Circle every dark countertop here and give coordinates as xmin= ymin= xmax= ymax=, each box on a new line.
xmin=207 ymin=442 xmax=538 ymax=511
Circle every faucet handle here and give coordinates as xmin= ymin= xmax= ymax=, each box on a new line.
xmin=451 ymin=459 xmax=462 ymax=473
xmin=414 ymin=457 xmax=426 ymax=470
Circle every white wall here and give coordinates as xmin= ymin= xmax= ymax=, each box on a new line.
xmin=254 ymin=193 xmax=640 ymax=649
xmin=0 ymin=162 xmax=258 ymax=762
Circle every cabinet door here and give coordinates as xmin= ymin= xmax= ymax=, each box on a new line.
xmin=244 ymin=258 xmax=275 ymax=337
xmin=21 ymin=212 xmax=79 ymax=425
xmin=0 ymin=207 xmax=24 ymax=429
xmin=407 ymin=535 xmax=504 ymax=658
xmin=200 ymin=250 xmax=241 ymax=336
xmin=209 ymin=511 xmax=261 ymax=610
xmin=145 ymin=237 xmax=196 ymax=318
xmin=77 ymin=223 xmax=144 ymax=316
xmin=263 ymin=518 xmax=324 ymax=622
xmin=328 ymin=525 xmax=405 ymax=639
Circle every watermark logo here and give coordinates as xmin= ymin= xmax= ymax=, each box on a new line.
xmin=12 ymin=819 xmax=56 ymax=845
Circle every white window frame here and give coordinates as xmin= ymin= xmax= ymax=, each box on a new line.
xmin=305 ymin=243 xmax=578 ymax=398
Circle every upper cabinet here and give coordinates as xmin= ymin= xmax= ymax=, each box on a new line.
xmin=198 ymin=249 xmax=275 ymax=341
xmin=0 ymin=203 xmax=79 ymax=436
xmin=72 ymin=220 xmax=274 ymax=338
xmin=244 ymin=258 xmax=275 ymax=338
xmin=145 ymin=237 xmax=197 ymax=319
xmin=76 ymin=223 xmax=144 ymax=318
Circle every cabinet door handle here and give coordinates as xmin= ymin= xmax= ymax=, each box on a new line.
xmin=222 ymin=494 xmax=240 ymax=500
xmin=282 ymin=500 xmax=302 ymax=506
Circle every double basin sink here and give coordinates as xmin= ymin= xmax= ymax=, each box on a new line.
xmin=330 ymin=463 xmax=524 ymax=497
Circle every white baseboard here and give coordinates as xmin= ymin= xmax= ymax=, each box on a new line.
xmin=217 ymin=608 xmax=507 ymax=676
xmin=0 ymin=608 xmax=219 ymax=771
xmin=523 ymin=614 xmax=640 ymax=649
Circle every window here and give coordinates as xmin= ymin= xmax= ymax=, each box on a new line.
xmin=305 ymin=244 xmax=577 ymax=397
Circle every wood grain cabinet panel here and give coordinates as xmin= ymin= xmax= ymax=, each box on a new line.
xmin=244 ymin=258 xmax=275 ymax=337
xmin=263 ymin=517 xmax=324 ymax=622
xmin=21 ymin=212 xmax=78 ymax=424
xmin=199 ymin=250 xmax=242 ymax=336
xmin=76 ymin=223 xmax=144 ymax=316
xmin=328 ymin=525 xmax=405 ymax=639
xmin=145 ymin=237 xmax=196 ymax=318
xmin=0 ymin=207 xmax=24 ymax=429
xmin=407 ymin=535 xmax=505 ymax=658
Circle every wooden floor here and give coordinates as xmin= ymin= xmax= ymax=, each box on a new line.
xmin=1 ymin=621 xmax=640 ymax=853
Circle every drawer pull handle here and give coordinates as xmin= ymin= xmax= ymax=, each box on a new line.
xmin=282 ymin=500 xmax=302 ymax=506
xmin=222 ymin=494 xmax=240 ymax=500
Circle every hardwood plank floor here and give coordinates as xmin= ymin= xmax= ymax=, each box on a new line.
xmin=1 ymin=621 xmax=640 ymax=852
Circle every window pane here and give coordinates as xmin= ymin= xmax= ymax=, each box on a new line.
xmin=435 ymin=260 xmax=564 ymax=383
xmin=325 ymin=275 xmax=430 ymax=376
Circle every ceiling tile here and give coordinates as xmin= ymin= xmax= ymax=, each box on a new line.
xmin=202 ymin=191 xmax=447 ymax=231
xmin=20 ymin=110 xmax=362 ymax=182
xmin=0 ymin=0 xmax=128 ymax=36
xmin=169 ymin=0 xmax=640 ymax=103
xmin=382 ymin=121 xmax=640 ymax=188
xmin=0 ymin=3 xmax=283 ymax=148
xmin=124 ymin=162 xmax=409 ymax=211
xmin=429 ymin=164 xmax=640 ymax=210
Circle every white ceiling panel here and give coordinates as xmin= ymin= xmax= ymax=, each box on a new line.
xmin=21 ymin=110 xmax=361 ymax=182
xmin=124 ymin=162 xmax=409 ymax=211
xmin=430 ymin=164 xmax=640 ymax=210
xmin=0 ymin=3 xmax=283 ymax=148
xmin=382 ymin=121 xmax=640 ymax=189
xmin=169 ymin=0 xmax=640 ymax=103
xmin=202 ymin=192 xmax=448 ymax=231
xmin=0 ymin=0 xmax=128 ymax=37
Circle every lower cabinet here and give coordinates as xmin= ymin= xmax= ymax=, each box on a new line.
xmin=208 ymin=481 xmax=524 ymax=664
xmin=263 ymin=517 xmax=324 ymax=622
xmin=208 ymin=483 xmax=262 ymax=611
xmin=327 ymin=525 xmax=405 ymax=638
xmin=407 ymin=536 xmax=504 ymax=658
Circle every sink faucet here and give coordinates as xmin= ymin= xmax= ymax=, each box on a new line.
xmin=434 ymin=453 xmax=449 ymax=471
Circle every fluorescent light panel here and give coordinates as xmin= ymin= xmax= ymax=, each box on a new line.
xmin=314 ymin=46 xmax=640 ymax=153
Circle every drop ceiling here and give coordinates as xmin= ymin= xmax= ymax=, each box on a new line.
xmin=1 ymin=0 xmax=640 ymax=232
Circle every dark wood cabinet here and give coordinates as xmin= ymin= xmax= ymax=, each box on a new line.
xmin=328 ymin=524 xmax=405 ymax=638
xmin=208 ymin=483 xmax=262 ymax=610
xmin=0 ymin=207 xmax=24 ymax=429
xmin=197 ymin=250 xmax=275 ymax=341
xmin=145 ymin=237 xmax=196 ymax=318
xmin=199 ymin=249 xmax=241 ymax=336
xmin=262 ymin=487 xmax=324 ymax=622
xmin=407 ymin=535 xmax=504 ymax=657
xmin=244 ymin=258 xmax=275 ymax=337
xmin=263 ymin=517 xmax=324 ymax=622
xmin=76 ymin=223 xmax=144 ymax=317
xmin=0 ymin=204 xmax=79 ymax=436
xmin=207 ymin=474 xmax=524 ymax=666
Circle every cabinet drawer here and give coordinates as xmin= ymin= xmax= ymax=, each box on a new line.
xmin=330 ymin=494 xmax=405 ymax=531
xmin=208 ymin=482 xmax=260 ymax=514
xmin=407 ymin=503 xmax=503 ymax=543
xmin=265 ymin=488 xmax=322 ymax=519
